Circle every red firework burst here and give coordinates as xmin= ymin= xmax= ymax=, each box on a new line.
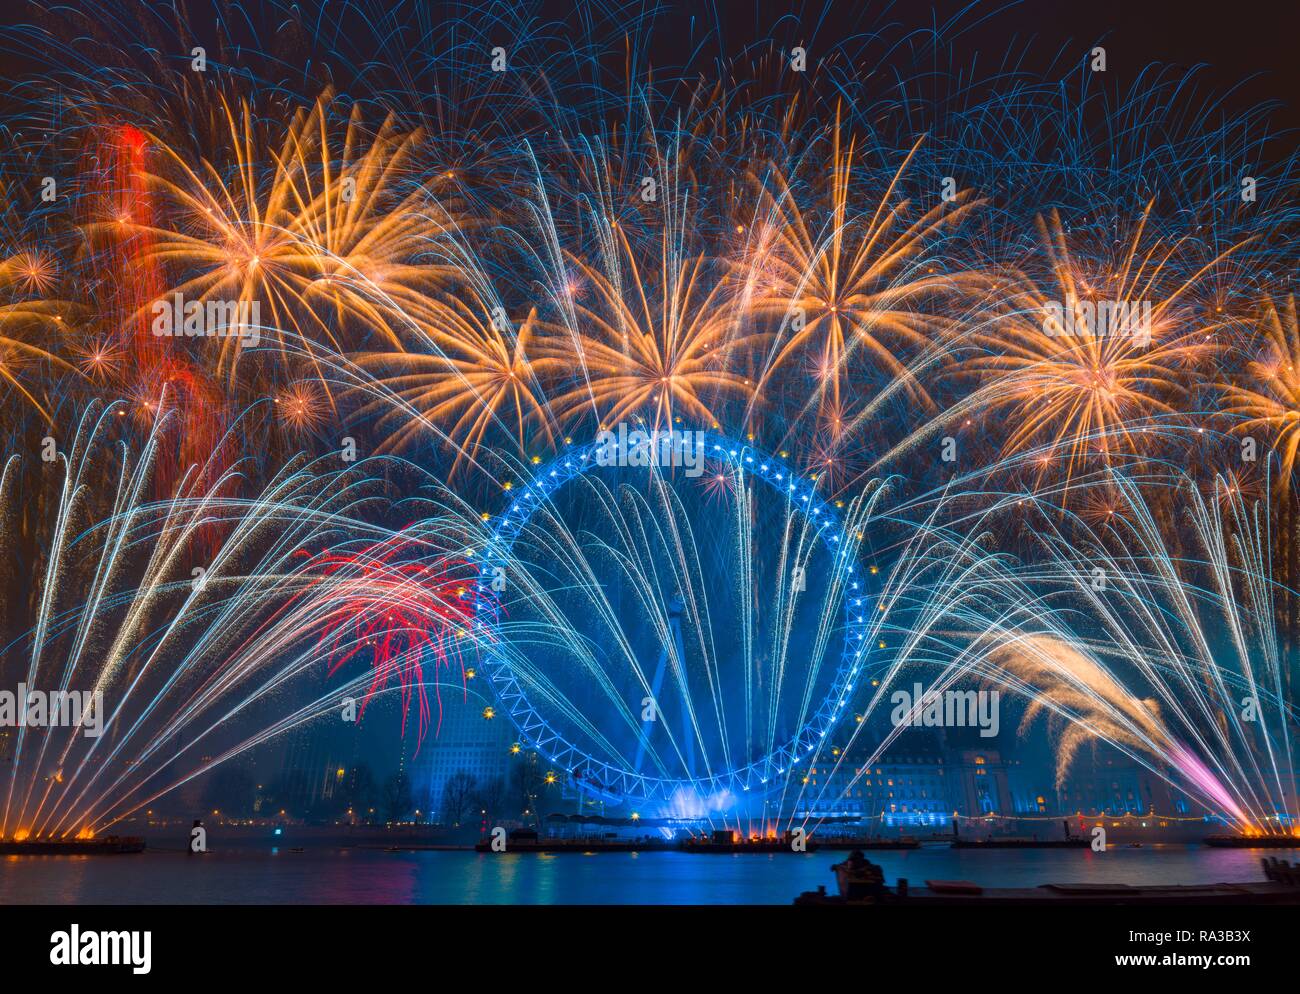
xmin=295 ymin=536 xmax=480 ymax=752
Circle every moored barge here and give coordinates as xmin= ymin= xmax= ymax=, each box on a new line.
xmin=0 ymin=835 xmax=145 ymax=855
xmin=952 ymin=817 xmax=1088 ymax=848
xmin=815 ymin=836 xmax=921 ymax=851
xmin=474 ymin=830 xmax=674 ymax=852
xmin=1204 ymin=834 xmax=1300 ymax=848
xmin=680 ymin=829 xmax=818 ymax=853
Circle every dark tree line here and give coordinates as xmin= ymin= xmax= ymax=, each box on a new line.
xmin=440 ymin=752 xmax=555 ymax=826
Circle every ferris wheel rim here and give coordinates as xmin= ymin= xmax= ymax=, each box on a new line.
xmin=471 ymin=428 xmax=877 ymax=803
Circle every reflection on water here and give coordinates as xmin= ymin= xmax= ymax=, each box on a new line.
xmin=0 ymin=843 xmax=1277 ymax=904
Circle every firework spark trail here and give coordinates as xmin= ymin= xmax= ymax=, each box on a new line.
xmin=473 ymin=447 xmax=885 ymax=798
xmin=742 ymin=127 xmax=983 ymax=432
xmin=3 ymin=417 xmax=1295 ymax=833
xmin=777 ymin=441 xmax=1299 ymax=837
xmin=1221 ymin=296 xmax=1300 ymax=493
xmin=133 ymin=91 xmax=441 ymax=382
xmin=0 ymin=0 xmax=1294 ymax=833
xmin=0 ymin=403 xmax=484 ymax=838
xmin=0 ymin=1 xmax=1291 ymax=493
xmin=811 ymin=465 xmax=1295 ymax=835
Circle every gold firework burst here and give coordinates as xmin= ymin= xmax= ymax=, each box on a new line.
xmin=1220 ymin=296 xmax=1300 ymax=492
xmin=133 ymin=89 xmax=448 ymax=388
xmin=741 ymin=119 xmax=982 ymax=429
xmin=956 ymin=206 xmax=1234 ymax=483
xmin=355 ymin=295 xmax=554 ymax=471
xmin=539 ymin=223 xmax=760 ymax=431
xmin=0 ymin=253 xmax=76 ymax=419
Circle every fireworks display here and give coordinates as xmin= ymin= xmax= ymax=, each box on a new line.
xmin=0 ymin=0 xmax=1296 ymax=843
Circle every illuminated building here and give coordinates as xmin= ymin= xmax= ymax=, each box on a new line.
xmin=947 ymin=750 xmax=1013 ymax=817
xmin=798 ymin=753 xmax=950 ymax=827
xmin=407 ymin=692 xmax=511 ymax=822
xmin=1056 ymin=743 xmax=1178 ymax=816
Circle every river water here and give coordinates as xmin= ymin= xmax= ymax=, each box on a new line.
xmin=0 ymin=842 xmax=1277 ymax=904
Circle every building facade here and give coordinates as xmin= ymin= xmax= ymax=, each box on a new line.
xmin=796 ymin=748 xmax=1026 ymax=827
xmin=798 ymin=752 xmax=950 ymax=827
xmin=407 ymin=691 xmax=511 ymax=822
